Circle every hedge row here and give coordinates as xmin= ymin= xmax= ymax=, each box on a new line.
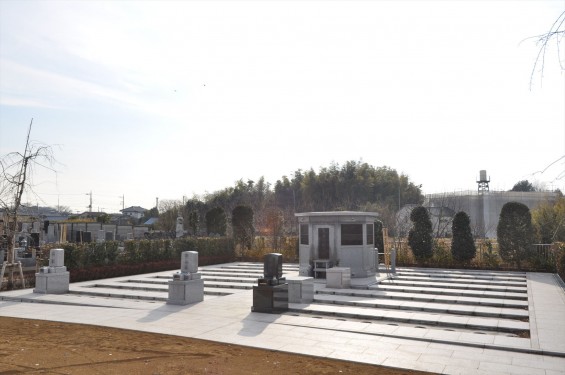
xmin=49 ymin=237 xmax=235 ymax=281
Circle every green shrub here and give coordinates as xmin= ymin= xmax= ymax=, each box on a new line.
xmin=451 ymin=211 xmax=476 ymax=264
xmin=433 ymin=239 xmax=453 ymax=268
xmin=408 ymin=206 xmax=433 ymax=262
xmin=480 ymin=240 xmax=500 ymax=269
xmin=497 ymin=202 xmax=534 ymax=268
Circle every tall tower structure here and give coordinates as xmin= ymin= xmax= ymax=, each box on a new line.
xmin=476 ymin=170 xmax=490 ymax=194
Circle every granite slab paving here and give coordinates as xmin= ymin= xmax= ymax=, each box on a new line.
xmin=395 ymin=270 xmax=527 ymax=282
xmin=1 ymin=264 xmax=564 ymax=375
xmin=318 ymin=287 xmax=530 ymax=308
xmin=371 ymin=284 xmax=528 ymax=300
xmin=312 ymin=294 xmax=528 ymax=319
xmin=379 ymin=279 xmax=528 ymax=293
xmin=394 ymin=274 xmax=527 ymax=284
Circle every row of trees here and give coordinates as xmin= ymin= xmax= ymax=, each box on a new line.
xmin=408 ymin=201 xmax=548 ymax=267
xmin=156 ymin=160 xmax=424 ymax=238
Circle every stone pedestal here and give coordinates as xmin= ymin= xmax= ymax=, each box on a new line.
xmin=287 ymin=276 xmax=314 ymax=303
xmin=34 ymin=249 xmax=69 ymax=294
xmin=167 ymin=278 xmax=204 ymax=305
xmin=326 ymin=267 xmax=351 ymax=289
xmin=167 ymin=250 xmax=203 ymax=305
xmin=252 ymin=284 xmax=288 ymax=313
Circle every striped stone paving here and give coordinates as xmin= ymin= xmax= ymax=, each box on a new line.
xmin=1 ymin=263 xmax=564 ymax=374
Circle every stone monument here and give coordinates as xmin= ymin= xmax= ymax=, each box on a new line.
xmin=167 ymin=250 xmax=204 ymax=305
xmin=175 ymin=216 xmax=186 ymax=238
xmin=34 ymin=248 xmax=70 ymax=294
xmin=251 ymin=253 xmax=289 ymax=313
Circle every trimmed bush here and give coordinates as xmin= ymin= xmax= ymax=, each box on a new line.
xmin=408 ymin=206 xmax=433 ymax=262
xmin=451 ymin=211 xmax=476 ymax=264
xmin=497 ymin=202 xmax=534 ymax=268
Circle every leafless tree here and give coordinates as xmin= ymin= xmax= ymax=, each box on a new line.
xmin=0 ymin=119 xmax=56 ymax=289
xmin=529 ymin=10 xmax=565 ymax=89
xmin=156 ymin=199 xmax=183 ymax=232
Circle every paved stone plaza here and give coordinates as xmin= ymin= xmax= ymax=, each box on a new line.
xmin=1 ymin=263 xmax=564 ymax=374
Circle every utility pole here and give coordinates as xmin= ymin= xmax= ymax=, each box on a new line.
xmin=86 ymin=191 xmax=92 ymax=212
xmin=120 ymin=194 xmax=125 ymax=211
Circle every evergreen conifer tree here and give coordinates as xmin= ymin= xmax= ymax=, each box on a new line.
xmin=497 ymin=202 xmax=534 ymax=267
xmin=408 ymin=206 xmax=433 ymax=261
xmin=451 ymin=211 xmax=476 ymax=263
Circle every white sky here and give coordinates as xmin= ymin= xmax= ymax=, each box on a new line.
xmin=1 ymin=0 xmax=564 ymax=214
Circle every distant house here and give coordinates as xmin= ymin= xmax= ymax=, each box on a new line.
xmin=120 ymin=206 xmax=147 ymax=220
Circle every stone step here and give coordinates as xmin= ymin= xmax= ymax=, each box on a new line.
xmin=201 ymin=276 xmax=257 ymax=283
xmin=199 ymin=269 xmax=264 ymax=277
xmin=72 ymin=281 xmax=235 ymax=298
xmin=82 ymin=276 xmax=250 ymax=295
xmin=219 ymin=263 xmax=299 ymax=271
xmin=91 ymin=283 xmax=167 ymax=293
xmin=68 ymin=288 xmax=168 ymax=301
xmin=394 ymin=275 xmax=526 ymax=287
xmin=145 ymin=272 xmax=264 ymax=283
xmin=395 ymin=271 xmax=526 ymax=283
xmin=289 ymin=303 xmax=529 ymax=334
xmin=369 ymin=284 xmax=528 ymax=300
xmin=378 ymin=279 xmax=527 ymax=293
xmin=281 ymin=311 xmax=533 ymax=349
xmin=202 ymin=281 xmax=253 ymax=290
xmin=396 ymin=267 xmax=527 ymax=278
xmin=312 ymin=294 xmax=528 ymax=319
xmin=123 ymin=279 xmax=169 ymax=285
xmin=316 ymin=288 xmax=528 ymax=308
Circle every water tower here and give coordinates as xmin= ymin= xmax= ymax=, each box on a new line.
xmin=476 ymin=170 xmax=490 ymax=194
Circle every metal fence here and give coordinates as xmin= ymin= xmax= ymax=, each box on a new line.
xmin=388 ymin=237 xmax=564 ymax=272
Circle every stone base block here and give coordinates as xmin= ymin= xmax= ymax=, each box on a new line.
xmin=167 ymin=278 xmax=204 ymax=305
xmin=251 ymin=284 xmax=288 ymax=313
xmin=287 ymin=276 xmax=314 ymax=303
xmin=326 ymin=267 xmax=351 ymax=289
xmin=34 ymin=272 xmax=70 ymax=294
xmin=299 ymin=264 xmax=312 ymax=277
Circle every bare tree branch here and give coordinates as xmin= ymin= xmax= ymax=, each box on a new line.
xmin=527 ymin=10 xmax=565 ymax=89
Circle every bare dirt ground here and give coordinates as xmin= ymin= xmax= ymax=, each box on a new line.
xmin=0 ymin=317 xmax=433 ymax=374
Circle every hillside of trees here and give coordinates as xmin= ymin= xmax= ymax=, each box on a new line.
xmin=154 ymin=160 xmax=423 ymax=236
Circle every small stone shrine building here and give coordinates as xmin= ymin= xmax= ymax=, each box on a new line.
xmin=296 ymin=211 xmax=378 ymax=278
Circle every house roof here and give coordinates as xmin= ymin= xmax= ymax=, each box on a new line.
xmin=120 ymin=206 xmax=147 ymax=213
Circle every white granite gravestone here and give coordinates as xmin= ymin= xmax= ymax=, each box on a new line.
xmin=34 ymin=248 xmax=70 ymax=294
xmin=181 ymin=251 xmax=198 ymax=274
xmin=167 ymin=251 xmax=203 ymax=305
